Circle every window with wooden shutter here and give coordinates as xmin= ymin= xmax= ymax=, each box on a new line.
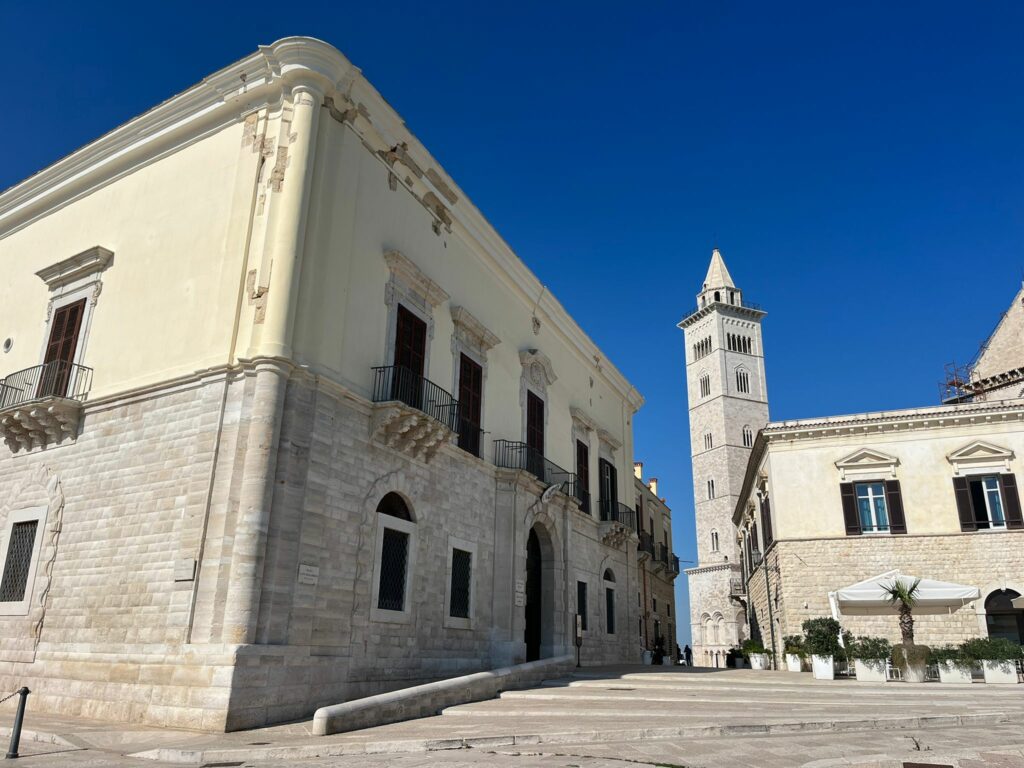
xmin=599 ymin=458 xmax=617 ymax=519
xmin=839 ymin=482 xmax=862 ymax=535
xmin=42 ymin=299 xmax=85 ymax=398
xmin=575 ymin=440 xmax=590 ymax=515
xmin=1002 ymin=474 xmax=1023 ymax=530
xmin=884 ymin=480 xmax=907 ymax=534
xmin=457 ymin=354 xmax=483 ymax=457
xmin=952 ymin=476 xmax=976 ymax=532
xmin=526 ymin=392 xmax=544 ymax=456
xmin=760 ymin=496 xmax=774 ymax=548
xmin=394 ymin=305 xmax=427 ymax=376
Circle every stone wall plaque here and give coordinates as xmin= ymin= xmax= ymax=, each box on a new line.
xmin=173 ymin=558 xmax=196 ymax=582
xmin=298 ymin=564 xmax=319 ymax=586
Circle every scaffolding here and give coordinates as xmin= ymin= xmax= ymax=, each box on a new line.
xmin=939 ymin=361 xmax=979 ymax=404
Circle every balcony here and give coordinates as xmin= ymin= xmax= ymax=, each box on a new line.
xmin=598 ymin=498 xmax=636 ymax=547
xmin=655 ymin=542 xmax=670 ymax=571
xmin=669 ymin=554 xmax=680 ymax=575
xmin=730 ymin=578 xmax=747 ymax=597
xmin=493 ymin=440 xmax=576 ymax=498
xmin=637 ymin=530 xmax=655 ymax=559
xmin=575 ymin=487 xmax=591 ymax=516
xmin=370 ymin=365 xmax=460 ymax=463
xmin=0 ymin=361 xmax=92 ymax=452
xmin=456 ymin=419 xmax=484 ymax=459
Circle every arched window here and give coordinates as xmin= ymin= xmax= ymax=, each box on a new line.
xmin=701 ymin=615 xmax=711 ymax=645
xmin=707 ymin=478 xmax=715 ymax=499
xmin=714 ymin=291 xmax=721 ymax=302
xmin=729 ymin=291 xmax=735 ymax=304
xmin=736 ymin=368 xmax=750 ymax=394
xmin=710 ymin=530 xmax=719 ymax=552
xmin=712 ymin=614 xmax=722 ymax=644
xmin=703 ymin=432 xmax=713 ymax=450
xmin=742 ymin=425 xmax=753 ymax=448
xmin=603 ymin=568 xmax=615 ymax=582
xmin=985 ymin=589 xmax=1024 ymax=643
xmin=374 ymin=493 xmax=416 ymax=615
xmin=699 ymin=374 xmax=711 ymax=398
xmin=745 ymin=337 xmax=751 ymax=354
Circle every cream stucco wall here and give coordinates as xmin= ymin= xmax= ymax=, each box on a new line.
xmin=761 ymin=410 xmax=1024 ymax=540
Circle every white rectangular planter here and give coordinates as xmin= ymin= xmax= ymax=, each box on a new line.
xmin=853 ymin=659 xmax=886 ymax=683
xmin=811 ymin=655 xmax=834 ymax=680
xmin=938 ymin=661 xmax=973 ymax=684
xmin=749 ymin=653 xmax=769 ymax=670
xmin=785 ymin=654 xmax=802 ymax=672
xmin=982 ymin=660 xmax=1020 ymax=684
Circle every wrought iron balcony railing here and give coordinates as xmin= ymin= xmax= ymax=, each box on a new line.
xmin=456 ymin=419 xmax=484 ymax=459
xmin=599 ymin=498 xmax=636 ymax=531
xmin=493 ymin=440 xmax=576 ymax=497
xmin=0 ymin=361 xmax=93 ymax=409
xmin=656 ymin=542 xmax=670 ymax=565
xmin=371 ymin=365 xmax=460 ymax=432
xmin=669 ymin=554 xmax=680 ymax=574
xmin=637 ymin=530 xmax=655 ymax=556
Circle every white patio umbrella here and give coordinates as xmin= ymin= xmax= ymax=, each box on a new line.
xmin=829 ymin=569 xmax=980 ymax=617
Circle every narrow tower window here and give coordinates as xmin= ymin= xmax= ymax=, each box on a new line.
xmin=742 ymin=425 xmax=753 ymax=448
xmin=735 ymin=368 xmax=750 ymax=394
xmin=699 ymin=374 xmax=710 ymax=398
xmin=707 ymin=479 xmax=715 ymax=500
xmin=710 ymin=529 xmax=719 ymax=552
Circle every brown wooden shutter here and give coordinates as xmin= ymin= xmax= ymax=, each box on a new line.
xmin=884 ymin=480 xmax=907 ymax=534
xmin=760 ymin=496 xmax=774 ymax=548
xmin=840 ymin=483 xmax=861 ymax=535
xmin=1001 ymin=474 xmax=1023 ymax=530
xmin=393 ymin=305 xmax=427 ymax=376
xmin=526 ymin=392 xmax=544 ymax=456
xmin=952 ymin=476 xmax=977 ymax=532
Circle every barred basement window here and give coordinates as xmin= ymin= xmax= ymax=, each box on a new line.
xmin=0 ymin=521 xmax=38 ymax=603
xmin=449 ymin=548 xmax=472 ymax=619
xmin=378 ymin=529 xmax=409 ymax=611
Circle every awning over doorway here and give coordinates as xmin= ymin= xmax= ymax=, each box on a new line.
xmin=1011 ymin=596 xmax=1024 ymax=610
xmin=829 ymin=569 xmax=980 ymax=616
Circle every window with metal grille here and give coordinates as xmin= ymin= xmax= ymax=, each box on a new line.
xmin=449 ymin=548 xmax=472 ymax=619
xmin=0 ymin=521 xmax=38 ymax=603
xmin=377 ymin=528 xmax=409 ymax=611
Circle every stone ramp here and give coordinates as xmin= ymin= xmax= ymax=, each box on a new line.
xmin=19 ymin=665 xmax=1024 ymax=764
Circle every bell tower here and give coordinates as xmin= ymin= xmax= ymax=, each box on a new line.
xmin=679 ymin=248 xmax=769 ymax=665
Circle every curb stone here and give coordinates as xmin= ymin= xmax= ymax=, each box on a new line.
xmin=126 ymin=711 xmax=1014 ymax=764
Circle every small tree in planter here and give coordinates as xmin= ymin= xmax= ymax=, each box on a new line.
xmin=881 ymin=579 xmax=929 ymax=683
xmin=850 ymin=636 xmax=891 ymax=683
xmin=960 ymin=637 xmax=1024 ymax=685
xmin=741 ymin=638 xmax=771 ymax=670
xmin=783 ymin=635 xmax=805 ymax=672
xmin=803 ymin=617 xmax=843 ymax=680
xmin=929 ymin=645 xmax=974 ymax=684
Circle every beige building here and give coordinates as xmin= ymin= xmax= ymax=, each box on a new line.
xmin=0 ymin=37 xmax=646 ymax=731
xmin=679 ymin=250 xmax=769 ymax=665
xmin=633 ymin=465 xmax=680 ymax=661
xmin=736 ymin=286 xmax=1024 ymax=656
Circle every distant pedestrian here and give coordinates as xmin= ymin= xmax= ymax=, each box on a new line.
xmin=684 ymin=644 xmax=692 ymax=666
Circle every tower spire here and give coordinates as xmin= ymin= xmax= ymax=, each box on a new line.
xmin=703 ymin=248 xmax=735 ymax=290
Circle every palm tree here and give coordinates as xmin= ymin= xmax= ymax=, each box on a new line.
xmin=882 ymin=578 xmax=921 ymax=645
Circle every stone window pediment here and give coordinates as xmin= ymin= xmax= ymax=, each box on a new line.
xmin=383 ymin=249 xmax=449 ymax=308
xmin=598 ymin=428 xmax=622 ymax=452
xmin=519 ymin=349 xmax=557 ymax=391
xmin=35 ymin=246 xmax=113 ymax=294
xmin=450 ymin=306 xmax=500 ymax=357
xmin=834 ymin=448 xmax=900 ymax=481
xmin=570 ymin=406 xmax=597 ymax=434
xmin=946 ymin=440 xmax=1014 ymax=475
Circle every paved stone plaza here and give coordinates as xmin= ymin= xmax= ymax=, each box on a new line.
xmin=2 ymin=666 xmax=1023 ymax=767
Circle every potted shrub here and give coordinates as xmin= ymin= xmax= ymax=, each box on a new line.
xmin=803 ymin=617 xmax=843 ymax=680
xmin=850 ymin=636 xmax=891 ymax=683
xmin=742 ymin=638 xmax=770 ymax=670
xmin=929 ymin=645 xmax=974 ymax=684
xmin=960 ymin=637 xmax=1023 ymax=684
xmin=783 ymin=635 xmax=805 ymax=672
xmin=881 ymin=579 xmax=929 ymax=684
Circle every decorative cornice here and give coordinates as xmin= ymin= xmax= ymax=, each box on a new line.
xmin=597 ymin=428 xmax=622 ymax=451
xmin=36 ymin=246 xmax=113 ymax=290
xmin=570 ymin=406 xmax=597 ymax=433
xmin=450 ymin=306 xmax=500 ymax=351
xmin=678 ymin=301 xmax=766 ymax=330
xmin=383 ymin=249 xmax=449 ymax=307
xmin=946 ymin=439 xmax=1015 ymax=475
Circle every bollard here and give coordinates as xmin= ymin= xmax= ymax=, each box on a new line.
xmin=5 ymin=688 xmax=30 ymax=759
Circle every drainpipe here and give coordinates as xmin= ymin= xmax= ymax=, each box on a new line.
xmin=221 ymin=76 xmax=325 ymax=645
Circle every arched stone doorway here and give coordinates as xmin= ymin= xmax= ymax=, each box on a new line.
xmin=985 ymin=589 xmax=1024 ymax=643
xmin=524 ymin=525 xmax=556 ymax=661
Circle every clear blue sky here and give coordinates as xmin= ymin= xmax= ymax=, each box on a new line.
xmin=6 ymin=2 xmax=1023 ymax=646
